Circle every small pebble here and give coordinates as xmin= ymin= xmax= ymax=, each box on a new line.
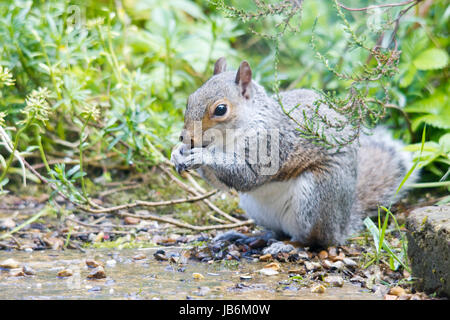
xmin=9 ymin=268 xmax=25 ymax=277
xmin=0 ymin=218 xmax=16 ymax=230
xmin=87 ymin=266 xmax=106 ymax=279
xmin=23 ymin=265 xmax=36 ymax=275
xmin=106 ymin=259 xmax=117 ymax=268
xmin=331 ymin=261 xmax=345 ymax=270
xmin=318 ymin=250 xmax=328 ymax=260
xmin=324 ymin=275 xmax=344 ymax=287
xmin=194 ymin=286 xmax=210 ymax=296
xmin=132 ymin=254 xmax=146 ymax=261
xmin=321 ymin=260 xmax=333 ymax=269
xmin=88 ymin=286 xmax=102 ymax=292
xmin=153 ymin=253 xmax=168 ymax=261
xmin=0 ymin=258 xmax=21 ymax=269
xmin=389 ymin=286 xmax=406 ymax=296
xmin=343 ymin=258 xmax=357 ymax=267
xmin=288 ymin=267 xmax=306 ymax=275
xmin=124 ymin=217 xmax=140 ymax=225
xmin=264 ymin=262 xmax=281 ymax=271
xmin=57 ymin=269 xmax=74 ymax=277
xmin=258 ymin=268 xmax=279 ymax=276
xmin=304 ymin=261 xmax=321 ymax=272
xmin=328 ymin=247 xmax=338 ymax=258
xmin=259 ymin=253 xmax=272 ymax=262
xmin=248 ymin=238 xmax=266 ymax=249
xmin=86 ymin=259 xmax=103 ymax=268
xmin=240 ymin=275 xmax=252 ymax=280
xmin=1 ymin=218 xmax=16 ymax=229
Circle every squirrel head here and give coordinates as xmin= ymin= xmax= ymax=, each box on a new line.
xmin=180 ymin=57 xmax=259 ymax=148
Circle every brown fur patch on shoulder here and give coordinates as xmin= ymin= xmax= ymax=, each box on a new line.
xmin=274 ymin=146 xmax=329 ymax=181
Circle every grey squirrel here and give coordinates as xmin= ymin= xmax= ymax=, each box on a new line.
xmin=171 ymin=57 xmax=417 ymax=248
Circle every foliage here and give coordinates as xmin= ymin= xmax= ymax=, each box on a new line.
xmin=0 ymin=0 xmax=448 ymax=202
xmin=214 ymin=0 xmax=449 ymax=187
xmin=0 ymin=0 xmax=240 ymax=197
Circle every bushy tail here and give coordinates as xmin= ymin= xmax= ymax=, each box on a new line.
xmin=353 ymin=128 xmax=419 ymax=216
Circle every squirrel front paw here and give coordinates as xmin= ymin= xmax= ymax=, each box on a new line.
xmin=171 ymin=144 xmax=210 ymax=174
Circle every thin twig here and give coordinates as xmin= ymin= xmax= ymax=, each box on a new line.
xmin=13 ymin=151 xmax=248 ymax=233
xmin=336 ymin=0 xmax=417 ymax=11
xmin=79 ymin=189 xmax=218 ymax=214
xmin=97 ymin=183 xmax=141 ymax=198
xmin=161 ymin=166 xmax=241 ymax=223
xmin=117 ymin=211 xmax=254 ymax=231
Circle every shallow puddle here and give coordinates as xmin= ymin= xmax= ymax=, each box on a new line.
xmin=0 ymin=248 xmax=379 ymax=299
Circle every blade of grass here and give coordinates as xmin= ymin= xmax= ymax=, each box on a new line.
xmin=395 ymin=124 xmax=426 ymax=195
xmin=0 ymin=207 xmax=48 ymax=240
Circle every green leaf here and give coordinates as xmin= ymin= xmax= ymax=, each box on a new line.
xmin=364 ymin=217 xmax=380 ymax=253
xmin=413 ymin=48 xmax=449 ymax=70
xmin=439 ymin=133 xmax=450 ymax=153
xmin=399 ymin=65 xmax=416 ymax=88
xmin=412 ymin=114 xmax=450 ymax=130
xmin=404 ymin=93 xmax=446 ymax=114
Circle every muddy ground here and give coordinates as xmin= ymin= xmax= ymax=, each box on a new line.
xmin=0 ymin=173 xmax=446 ymax=300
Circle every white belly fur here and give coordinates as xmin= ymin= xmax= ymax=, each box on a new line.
xmin=239 ymin=173 xmax=315 ymax=241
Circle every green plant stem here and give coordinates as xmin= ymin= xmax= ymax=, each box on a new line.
xmin=33 ymin=123 xmax=54 ymax=179
xmin=79 ymin=114 xmax=92 ymax=199
xmin=0 ymin=206 xmax=48 ymax=240
xmin=0 ymin=116 xmax=34 ymax=183
xmin=410 ymin=181 xmax=450 ymax=188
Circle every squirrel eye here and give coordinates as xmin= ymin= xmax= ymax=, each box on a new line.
xmin=213 ymin=104 xmax=228 ymax=117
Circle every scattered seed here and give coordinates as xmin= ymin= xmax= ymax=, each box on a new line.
xmin=311 ymin=284 xmax=326 ymax=294
xmin=192 ymin=273 xmax=205 ymax=280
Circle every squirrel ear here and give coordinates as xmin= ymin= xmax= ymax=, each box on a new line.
xmin=235 ymin=61 xmax=252 ymax=99
xmin=213 ymin=57 xmax=227 ymax=75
